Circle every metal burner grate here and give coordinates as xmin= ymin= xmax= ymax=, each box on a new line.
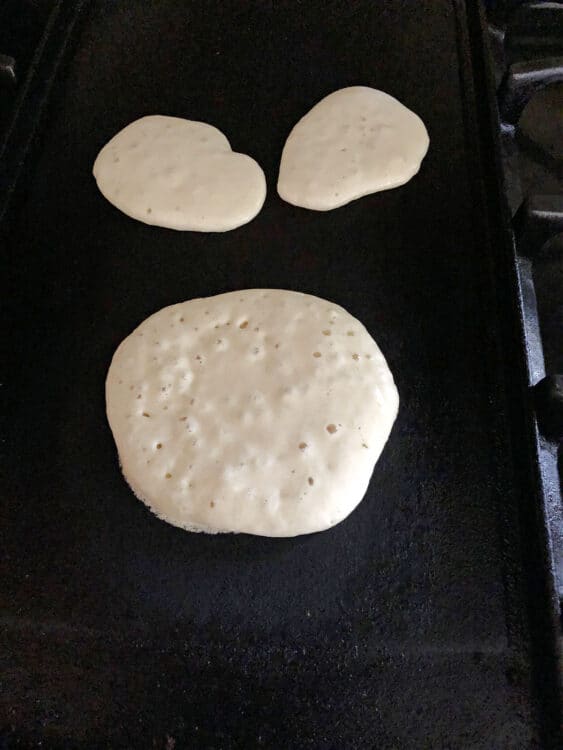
xmin=487 ymin=0 xmax=563 ymax=610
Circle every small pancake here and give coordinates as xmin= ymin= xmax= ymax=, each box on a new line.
xmin=278 ymin=86 xmax=429 ymax=210
xmin=93 ymin=115 xmax=266 ymax=231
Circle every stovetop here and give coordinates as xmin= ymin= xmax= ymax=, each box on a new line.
xmin=0 ymin=4 xmax=561 ymax=745
xmin=486 ymin=1 xmax=563 ymax=617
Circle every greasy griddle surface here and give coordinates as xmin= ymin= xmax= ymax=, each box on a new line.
xmin=1 ymin=1 xmax=541 ymax=747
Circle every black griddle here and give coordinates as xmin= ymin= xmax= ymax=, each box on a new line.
xmin=1 ymin=1 xmax=561 ymax=747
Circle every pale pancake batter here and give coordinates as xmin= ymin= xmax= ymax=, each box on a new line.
xmin=106 ymin=290 xmax=399 ymax=537
xmin=93 ymin=115 xmax=266 ymax=231
xmin=278 ymin=86 xmax=429 ymax=210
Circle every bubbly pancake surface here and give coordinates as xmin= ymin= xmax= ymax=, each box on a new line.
xmin=106 ymin=289 xmax=399 ymax=537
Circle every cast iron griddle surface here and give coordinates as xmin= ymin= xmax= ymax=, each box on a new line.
xmin=0 ymin=1 xmax=551 ymax=747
